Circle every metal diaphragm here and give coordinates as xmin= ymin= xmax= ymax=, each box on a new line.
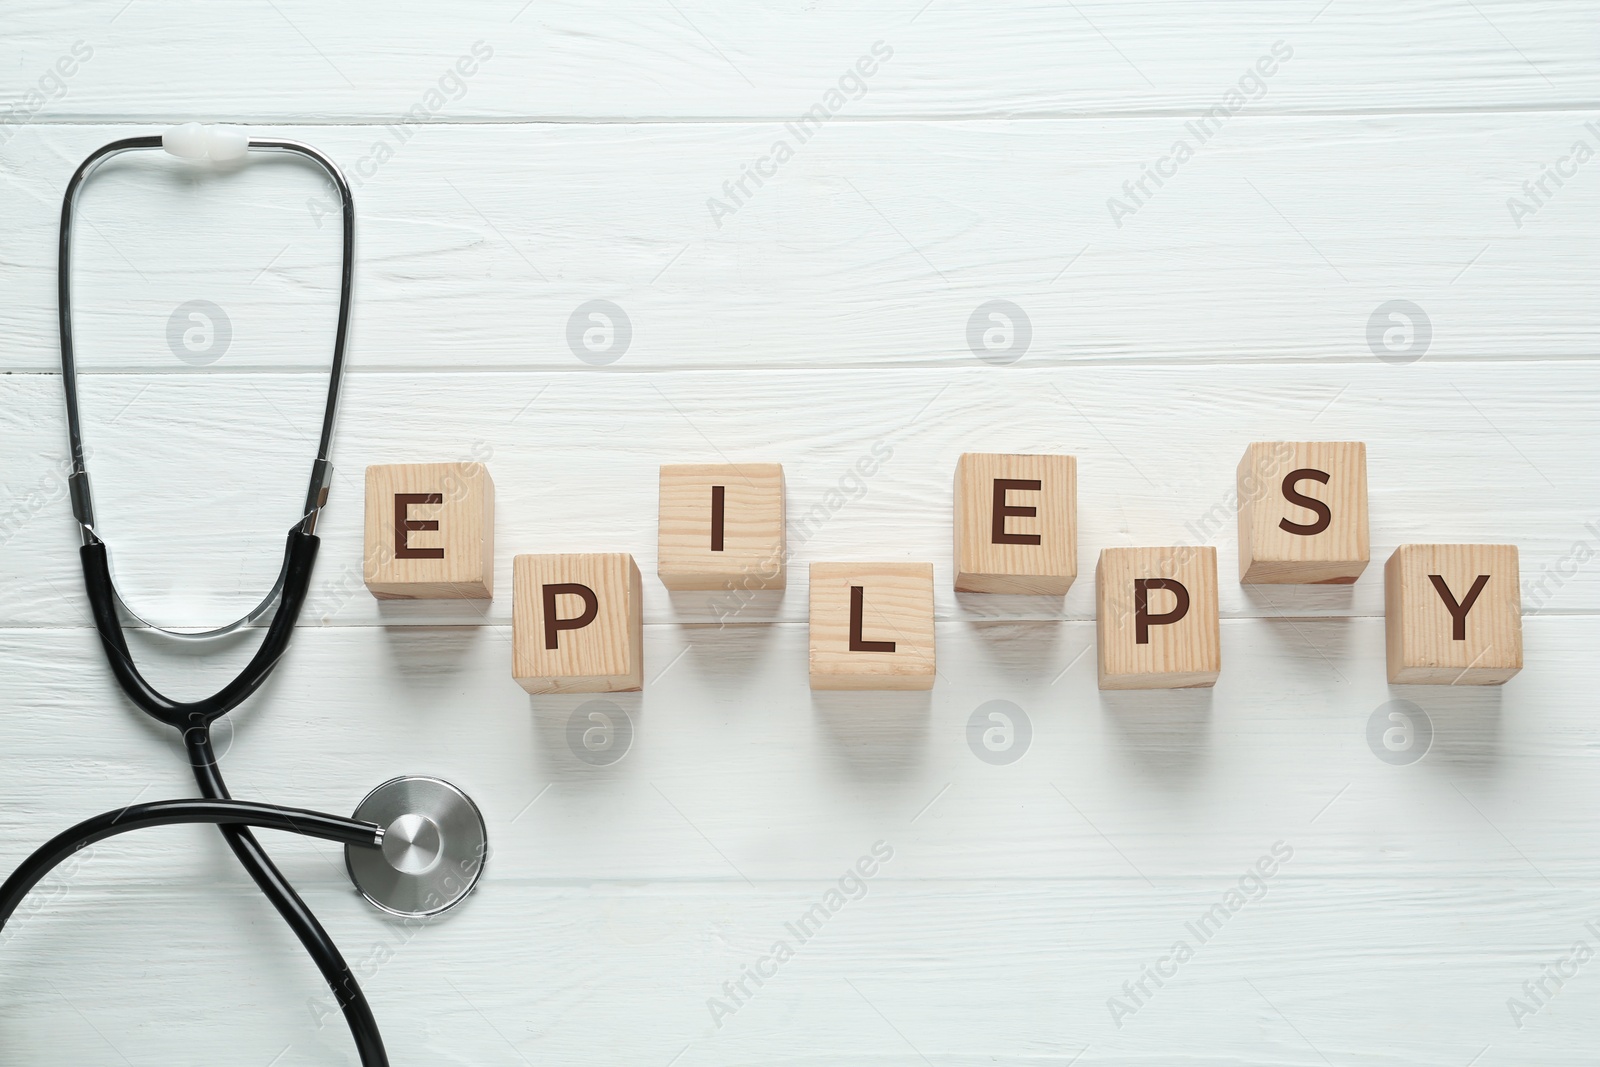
xmin=345 ymin=776 xmax=487 ymax=918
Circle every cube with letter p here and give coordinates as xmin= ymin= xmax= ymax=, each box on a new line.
xmin=954 ymin=453 xmax=1077 ymax=594
xmin=513 ymin=553 xmax=644 ymax=694
xmin=1096 ymin=546 xmax=1221 ymax=689
xmin=364 ymin=462 xmax=494 ymax=599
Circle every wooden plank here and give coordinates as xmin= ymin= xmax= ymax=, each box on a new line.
xmin=4 ymin=113 xmax=1597 ymax=372
xmin=0 ymin=617 xmax=1594 ymax=884
xmin=0 ymin=616 xmax=1594 ymax=1060
xmin=0 ymin=362 xmax=1594 ymax=628
xmin=5 ymin=2 xmax=1597 ymax=122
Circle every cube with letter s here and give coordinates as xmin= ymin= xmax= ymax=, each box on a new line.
xmin=1237 ymin=442 xmax=1368 ymax=585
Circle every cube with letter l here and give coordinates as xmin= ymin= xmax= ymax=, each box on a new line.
xmin=809 ymin=562 xmax=936 ymax=690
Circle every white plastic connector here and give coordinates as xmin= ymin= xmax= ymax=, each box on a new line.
xmin=161 ymin=123 xmax=250 ymax=162
xmin=205 ymin=125 xmax=249 ymax=161
xmin=161 ymin=122 xmax=208 ymax=159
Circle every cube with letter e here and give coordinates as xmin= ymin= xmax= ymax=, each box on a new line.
xmin=513 ymin=553 xmax=644 ymax=694
xmin=364 ymin=462 xmax=494 ymax=599
xmin=1237 ymin=441 xmax=1368 ymax=584
xmin=954 ymin=453 xmax=1077 ymax=594
xmin=1385 ymin=544 xmax=1521 ymax=685
xmin=1096 ymin=546 xmax=1221 ymax=690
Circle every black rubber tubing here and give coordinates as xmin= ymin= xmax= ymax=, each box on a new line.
xmin=186 ymin=728 xmax=393 ymax=1066
xmin=68 ymin=530 xmax=393 ymax=1066
xmin=0 ymin=797 xmax=382 ymax=926
xmin=78 ymin=532 xmax=317 ymax=731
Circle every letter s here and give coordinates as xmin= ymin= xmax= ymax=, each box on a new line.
xmin=1278 ymin=468 xmax=1332 ymax=536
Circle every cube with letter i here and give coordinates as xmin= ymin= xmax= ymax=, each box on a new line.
xmin=1385 ymin=544 xmax=1522 ymax=685
xmin=513 ymin=553 xmax=644 ymax=694
xmin=1237 ymin=442 xmax=1369 ymax=584
xmin=364 ymin=463 xmax=494 ymax=599
xmin=658 ymin=463 xmax=785 ymax=590
xmin=1096 ymin=547 xmax=1221 ymax=690
xmin=809 ymin=562 xmax=936 ymax=690
xmin=954 ymin=453 xmax=1077 ymax=594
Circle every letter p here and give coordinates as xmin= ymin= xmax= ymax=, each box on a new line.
xmin=1134 ymin=578 xmax=1190 ymax=644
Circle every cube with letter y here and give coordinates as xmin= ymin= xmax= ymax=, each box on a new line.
xmin=658 ymin=462 xmax=785 ymax=590
xmin=1237 ymin=441 xmax=1369 ymax=584
xmin=1096 ymin=547 xmax=1221 ymax=689
xmin=513 ymin=553 xmax=644 ymax=694
xmin=954 ymin=453 xmax=1077 ymax=594
xmin=1385 ymin=544 xmax=1521 ymax=685
xmin=809 ymin=562 xmax=936 ymax=690
xmin=364 ymin=463 xmax=494 ymax=599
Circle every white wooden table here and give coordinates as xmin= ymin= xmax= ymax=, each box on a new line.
xmin=2 ymin=3 xmax=1597 ymax=1063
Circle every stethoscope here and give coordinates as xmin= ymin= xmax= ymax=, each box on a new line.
xmin=0 ymin=125 xmax=488 ymax=1067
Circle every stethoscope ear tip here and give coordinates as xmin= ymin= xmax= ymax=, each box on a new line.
xmin=345 ymin=776 xmax=488 ymax=919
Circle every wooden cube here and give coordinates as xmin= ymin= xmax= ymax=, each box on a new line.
xmin=658 ymin=463 xmax=785 ymax=590
xmin=364 ymin=463 xmax=494 ymax=599
xmin=1237 ymin=442 xmax=1369 ymax=585
xmin=1096 ymin=547 xmax=1221 ymax=690
xmin=954 ymin=453 xmax=1077 ymax=594
xmin=512 ymin=553 xmax=643 ymax=694
xmin=809 ymin=562 xmax=936 ymax=691
xmin=1385 ymin=544 xmax=1522 ymax=685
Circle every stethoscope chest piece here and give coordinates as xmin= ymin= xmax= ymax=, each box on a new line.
xmin=346 ymin=776 xmax=487 ymax=918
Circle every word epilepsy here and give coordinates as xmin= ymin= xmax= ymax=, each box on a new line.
xmin=360 ymin=443 xmax=1522 ymax=693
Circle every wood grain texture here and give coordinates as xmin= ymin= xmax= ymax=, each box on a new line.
xmin=1096 ymin=546 xmax=1222 ymax=689
xmin=1385 ymin=543 xmax=1523 ymax=685
xmin=363 ymin=461 xmax=494 ymax=598
xmin=808 ymin=561 xmax=936 ymax=690
xmin=4 ymin=363 xmax=1590 ymax=630
xmin=0 ymin=617 xmax=1597 ymax=1062
xmin=8 ymin=2 xmax=1600 ymax=120
xmin=4 ymin=114 xmax=1599 ymax=372
xmin=512 ymin=552 xmax=644 ymax=693
xmin=658 ymin=462 xmax=786 ymax=590
xmin=1237 ymin=441 xmax=1370 ymax=584
xmin=953 ymin=452 xmax=1076 ymax=595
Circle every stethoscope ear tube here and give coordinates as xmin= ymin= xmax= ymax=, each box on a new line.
xmin=81 ymin=530 xmax=319 ymax=731
xmin=35 ymin=132 xmax=401 ymax=1067
xmin=58 ymin=134 xmax=352 ymax=636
